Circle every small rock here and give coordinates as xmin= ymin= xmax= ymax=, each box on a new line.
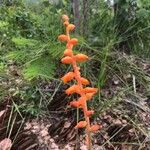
xmin=41 ymin=130 xmax=48 ymax=137
xmin=122 ymin=119 xmax=127 ymax=124
xmin=50 ymin=138 xmax=55 ymax=142
xmin=51 ymin=142 xmax=57 ymax=149
xmin=64 ymin=122 xmax=71 ymax=128
xmin=113 ymin=119 xmax=122 ymax=125
xmin=80 ymin=145 xmax=87 ymax=150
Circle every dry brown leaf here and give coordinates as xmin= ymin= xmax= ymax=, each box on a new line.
xmin=0 ymin=138 xmax=12 ymax=150
xmin=113 ymin=119 xmax=122 ymax=125
xmin=64 ymin=121 xmax=71 ymax=128
xmin=0 ymin=110 xmax=5 ymax=118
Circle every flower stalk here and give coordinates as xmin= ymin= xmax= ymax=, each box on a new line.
xmin=58 ymin=15 xmax=101 ymax=150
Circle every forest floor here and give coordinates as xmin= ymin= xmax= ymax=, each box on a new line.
xmin=0 ymin=53 xmax=150 ymax=150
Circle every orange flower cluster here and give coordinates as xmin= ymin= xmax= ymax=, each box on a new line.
xmin=58 ymin=15 xmax=101 ymax=150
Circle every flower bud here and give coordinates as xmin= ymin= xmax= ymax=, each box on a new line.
xmin=61 ymin=72 xmax=74 ymax=83
xmin=70 ymin=101 xmax=80 ymax=107
xmin=80 ymin=77 xmax=90 ymax=85
xmin=68 ymin=38 xmax=78 ymax=45
xmin=62 ymin=15 xmax=69 ymax=21
xmin=86 ymin=110 xmax=94 ymax=117
xmin=89 ymin=125 xmax=101 ymax=132
xmin=74 ymin=54 xmax=88 ymax=62
xmin=61 ymin=56 xmax=73 ymax=64
xmin=63 ymin=21 xmax=69 ymax=26
xmin=58 ymin=34 xmax=68 ymax=41
xmin=77 ymin=96 xmax=85 ymax=106
xmin=75 ymin=121 xmax=87 ymax=129
xmin=85 ymin=92 xmax=95 ymax=100
xmin=67 ymin=24 xmax=75 ymax=31
xmin=64 ymin=49 xmax=72 ymax=56
xmin=65 ymin=85 xmax=80 ymax=95
xmin=83 ymin=87 xmax=98 ymax=93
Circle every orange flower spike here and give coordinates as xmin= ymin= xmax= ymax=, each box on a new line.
xmin=75 ymin=121 xmax=87 ymax=129
xmin=83 ymin=87 xmax=98 ymax=94
xmin=64 ymin=49 xmax=72 ymax=56
xmin=61 ymin=72 xmax=75 ymax=83
xmin=86 ymin=110 xmax=94 ymax=117
xmin=74 ymin=54 xmax=89 ymax=62
xmin=58 ymin=15 xmax=100 ymax=150
xmin=80 ymin=77 xmax=90 ymax=85
xmin=89 ymin=125 xmax=102 ymax=132
xmin=68 ymin=38 xmax=78 ymax=45
xmin=58 ymin=34 xmax=68 ymax=41
xmin=61 ymin=56 xmax=73 ymax=64
xmin=67 ymin=24 xmax=75 ymax=31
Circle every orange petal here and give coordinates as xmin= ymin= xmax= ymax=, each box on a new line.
xmin=77 ymin=96 xmax=85 ymax=106
xmin=70 ymin=101 xmax=80 ymax=108
xmin=83 ymin=87 xmax=98 ymax=93
xmin=86 ymin=110 xmax=94 ymax=117
xmin=74 ymin=54 xmax=88 ymax=62
xmin=63 ymin=21 xmax=69 ymax=26
xmin=58 ymin=34 xmax=68 ymax=41
xmin=64 ymin=49 xmax=73 ymax=56
xmin=68 ymin=38 xmax=78 ymax=45
xmin=67 ymin=24 xmax=75 ymax=31
xmin=61 ymin=56 xmax=73 ymax=64
xmin=65 ymin=85 xmax=80 ymax=95
xmin=85 ymin=92 xmax=95 ymax=100
xmin=75 ymin=121 xmax=87 ymax=129
xmin=89 ymin=125 xmax=102 ymax=132
xmin=80 ymin=77 xmax=90 ymax=85
xmin=61 ymin=72 xmax=75 ymax=83
xmin=62 ymin=15 xmax=69 ymax=21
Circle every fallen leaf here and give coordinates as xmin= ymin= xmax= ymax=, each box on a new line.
xmin=113 ymin=119 xmax=122 ymax=125
xmin=0 ymin=110 xmax=5 ymax=118
xmin=0 ymin=138 xmax=12 ymax=150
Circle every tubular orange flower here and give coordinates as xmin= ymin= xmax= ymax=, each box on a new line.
xmin=68 ymin=38 xmax=78 ymax=45
xmin=74 ymin=54 xmax=89 ymax=62
xmin=58 ymin=34 xmax=68 ymax=41
xmin=67 ymin=24 xmax=75 ymax=31
xmin=66 ymin=42 xmax=74 ymax=49
xmin=77 ymin=96 xmax=85 ymax=105
xmin=61 ymin=56 xmax=73 ymax=64
xmin=80 ymin=77 xmax=90 ymax=85
xmin=64 ymin=49 xmax=72 ymax=56
xmin=85 ymin=92 xmax=95 ymax=100
xmin=75 ymin=121 xmax=87 ymax=129
xmin=86 ymin=110 xmax=94 ymax=117
xmin=61 ymin=72 xmax=74 ymax=83
xmin=62 ymin=15 xmax=69 ymax=21
xmin=83 ymin=87 xmax=98 ymax=93
xmin=70 ymin=96 xmax=86 ymax=108
xmin=63 ymin=21 xmax=69 ymax=26
xmin=89 ymin=125 xmax=102 ymax=132
xmin=70 ymin=101 xmax=79 ymax=107
xmin=70 ymin=101 xmax=83 ymax=108
xmin=65 ymin=85 xmax=80 ymax=95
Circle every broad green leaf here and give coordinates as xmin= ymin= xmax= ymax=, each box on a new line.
xmin=23 ymin=54 xmax=56 ymax=80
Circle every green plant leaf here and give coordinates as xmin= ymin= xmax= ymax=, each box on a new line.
xmin=23 ymin=54 xmax=56 ymax=80
xmin=0 ymin=21 xmax=9 ymax=28
xmin=12 ymin=37 xmax=39 ymax=46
